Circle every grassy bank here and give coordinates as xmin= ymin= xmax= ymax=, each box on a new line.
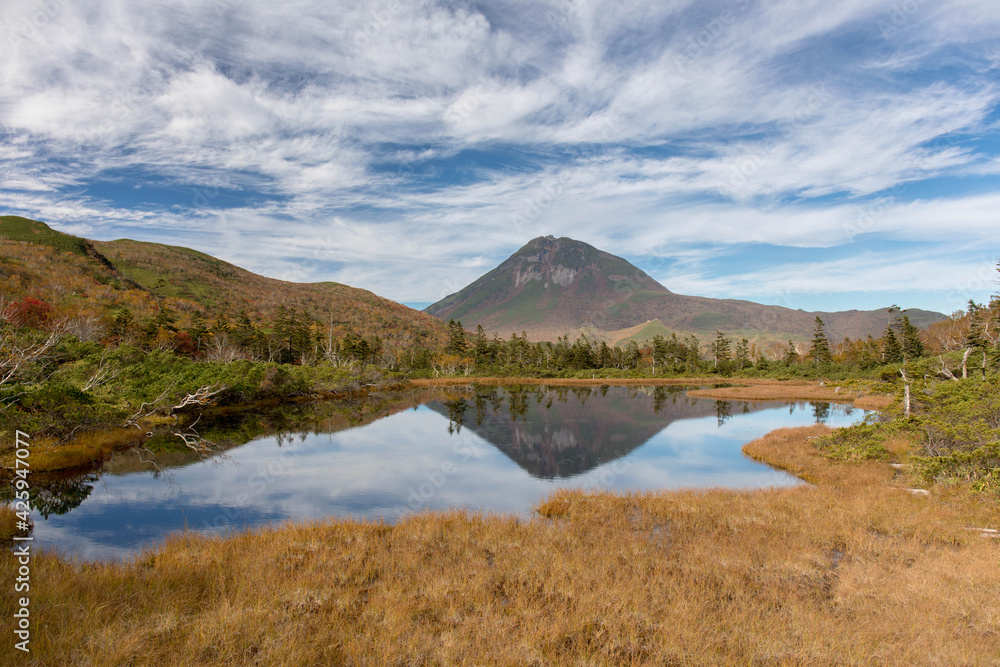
xmin=2 ymin=423 xmax=997 ymax=665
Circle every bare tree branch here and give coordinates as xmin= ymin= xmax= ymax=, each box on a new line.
xmin=82 ymin=347 xmax=121 ymax=391
xmin=123 ymin=383 xmax=176 ymax=432
xmin=937 ymin=356 xmax=959 ymax=382
xmin=172 ymin=383 xmax=226 ymax=411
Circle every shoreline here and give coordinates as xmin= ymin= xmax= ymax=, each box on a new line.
xmin=5 ymin=377 xmax=894 ymax=474
xmin=4 ymin=422 xmax=997 ymax=664
xmin=412 ymin=376 xmax=896 ymax=410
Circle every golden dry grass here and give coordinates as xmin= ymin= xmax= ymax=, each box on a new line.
xmin=413 ymin=376 xmax=745 ymax=387
xmin=687 ymin=380 xmax=895 ymax=410
xmin=0 ymin=505 xmax=17 ymax=543
xmin=0 ymin=427 xmax=148 ymax=473
xmin=2 ymin=426 xmax=998 ymax=665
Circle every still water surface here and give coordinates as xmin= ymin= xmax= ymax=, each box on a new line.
xmin=26 ymin=385 xmax=862 ymax=560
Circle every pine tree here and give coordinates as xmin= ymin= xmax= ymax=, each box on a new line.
xmin=446 ymin=320 xmax=467 ymax=354
xmin=111 ymin=308 xmax=135 ymax=340
xmin=860 ymin=335 xmax=879 ymax=369
xmin=809 ymin=316 xmax=832 ymax=365
xmin=965 ymin=300 xmax=986 ymax=351
xmin=189 ymin=312 xmax=209 ymax=352
xmin=472 ymin=324 xmax=489 ymax=364
xmin=784 ymin=340 xmax=799 ymax=365
xmin=901 ymin=316 xmax=924 ymax=360
xmin=211 ymin=313 xmax=231 ymax=334
xmin=652 ymin=334 xmax=669 ymax=373
xmin=153 ymin=304 xmax=177 ymax=332
xmin=882 ymin=326 xmax=903 ymax=364
xmin=735 ymin=338 xmax=750 ymax=370
xmin=711 ymin=331 xmax=731 ymax=370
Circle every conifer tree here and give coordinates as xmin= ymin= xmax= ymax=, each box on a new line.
xmin=446 ymin=319 xmax=467 ymax=354
xmin=784 ymin=340 xmax=799 ymax=365
xmin=901 ymin=315 xmax=924 ymax=360
xmin=652 ymin=334 xmax=669 ymax=373
xmin=882 ymin=326 xmax=903 ymax=364
xmin=965 ymin=300 xmax=986 ymax=351
xmin=735 ymin=338 xmax=750 ymax=370
xmin=211 ymin=313 xmax=231 ymax=334
xmin=711 ymin=331 xmax=731 ymax=370
xmin=189 ymin=312 xmax=209 ymax=352
xmin=809 ymin=316 xmax=832 ymax=365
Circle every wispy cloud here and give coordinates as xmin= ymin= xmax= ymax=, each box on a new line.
xmin=1 ymin=0 xmax=998 ymax=313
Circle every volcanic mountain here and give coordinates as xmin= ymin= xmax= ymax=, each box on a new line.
xmin=424 ymin=236 xmax=946 ymax=343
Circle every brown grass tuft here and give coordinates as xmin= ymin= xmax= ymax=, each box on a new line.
xmin=0 ymin=505 xmax=17 ymax=543
xmin=2 ymin=425 xmax=998 ymax=665
xmin=6 ymin=427 xmax=149 ymax=472
xmin=687 ymin=379 xmax=892 ymax=408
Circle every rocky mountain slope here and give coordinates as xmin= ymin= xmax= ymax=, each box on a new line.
xmin=425 ymin=236 xmax=945 ymax=343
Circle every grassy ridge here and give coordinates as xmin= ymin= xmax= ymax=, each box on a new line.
xmin=0 ymin=216 xmax=448 ymax=348
xmin=0 ymin=216 xmax=91 ymax=256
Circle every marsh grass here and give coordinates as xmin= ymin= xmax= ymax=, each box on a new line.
xmin=2 ymin=425 xmax=998 ymax=665
xmin=0 ymin=505 xmax=16 ymax=543
xmin=687 ymin=380 xmax=894 ymax=409
xmin=0 ymin=427 xmax=148 ymax=473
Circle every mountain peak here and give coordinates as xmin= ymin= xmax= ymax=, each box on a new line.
xmin=425 ymin=236 xmax=667 ymax=337
xmin=425 ymin=235 xmax=947 ymax=342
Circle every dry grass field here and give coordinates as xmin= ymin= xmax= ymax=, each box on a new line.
xmin=686 ymin=380 xmax=895 ymax=410
xmin=2 ymin=420 xmax=998 ymax=665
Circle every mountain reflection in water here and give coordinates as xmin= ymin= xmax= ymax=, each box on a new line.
xmin=430 ymin=385 xmax=768 ymax=478
xmin=11 ymin=384 xmax=860 ymax=561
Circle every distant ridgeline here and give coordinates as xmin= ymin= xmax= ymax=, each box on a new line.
xmin=424 ymin=235 xmax=948 ymax=347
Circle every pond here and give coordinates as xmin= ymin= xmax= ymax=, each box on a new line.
xmin=20 ymin=385 xmax=862 ymax=560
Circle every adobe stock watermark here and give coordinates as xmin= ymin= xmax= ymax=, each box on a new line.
xmin=11 ymin=430 xmax=34 ymax=654
xmin=945 ymin=258 xmax=1000 ymax=312
xmin=212 ymin=0 xmax=246 ymax=17
xmin=80 ymin=70 xmax=164 ymax=147
xmin=670 ymin=0 xmax=752 ymax=74
xmin=3 ymin=0 xmax=63 ymax=54
xmin=387 ymin=435 xmax=485 ymax=520
xmin=508 ymin=114 xmax=622 ymax=237
xmin=541 ymin=0 xmax=583 ymax=30
xmin=721 ymin=84 xmax=830 ymax=197
xmin=580 ymin=458 xmax=632 ymax=495
xmin=199 ymin=433 xmax=309 ymax=535
xmin=581 ymin=270 xmax=645 ymax=331
xmin=843 ymin=134 xmax=962 ymax=242
xmin=443 ymin=75 xmax=503 ymax=125
xmin=877 ymin=0 xmax=931 ymax=39
xmin=350 ymin=1 xmax=403 ymax=55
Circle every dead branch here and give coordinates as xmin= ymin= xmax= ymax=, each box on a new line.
xmin=899 ymin=367 xmax=911 ymax=418
xmin=82 ymin=347 xmax=121 ymax=391
xmin=123 ymin=383 xmax=176 ymax=432
xmin=132 ymin=446 xmax=166 ymax=474
xmin=937 ymin=356 xmax=959 ymax=382
xmin=173 ymin=417 xmax=219 ymax=454
xmin=172 ymin=383 xmax=226 ymax=411
xmin=0 ymin=326 xmax=64 ymax=386
xmin=961 ymin=347 xmax=972 ymax=379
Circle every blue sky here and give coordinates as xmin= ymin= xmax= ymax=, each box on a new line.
xmin=1 ymin=0 xmax=998 ymax=316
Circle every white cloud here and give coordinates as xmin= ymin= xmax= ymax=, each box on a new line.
xmin=0 ymin=0 xmax=998 ymax=312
